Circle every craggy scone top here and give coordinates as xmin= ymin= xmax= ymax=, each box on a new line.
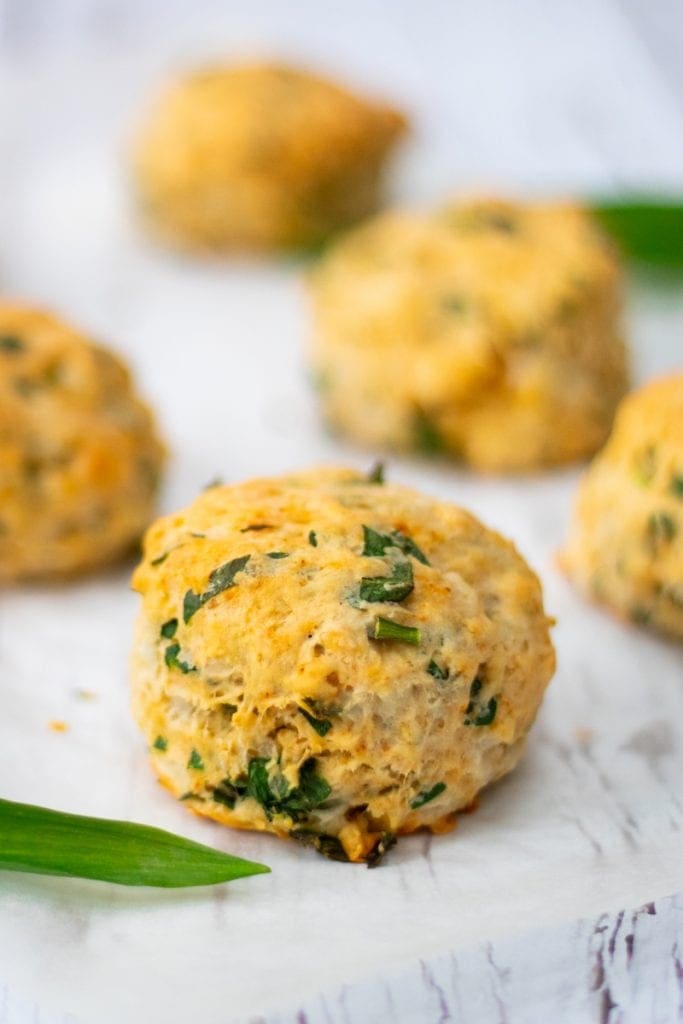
xmin=309 ymin=197 xmax=629 ymax=472
xmin=131 ymin=467 xmax=555 ymax=864
xmin=563 ymin=374 xmax=683 ymax=638
xmin=133 ymin=61 xmax=407 ymax=251
xmin=0 ymin=304 xmax=164 ymax=581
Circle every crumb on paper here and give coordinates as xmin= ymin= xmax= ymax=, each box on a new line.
xmin=73 ymin=688 xmax=97 ymax=701
xmin=48 ymin=719 xmax=69 ymax=733
xmin=575 ymin=727 xmax=594 ymax=747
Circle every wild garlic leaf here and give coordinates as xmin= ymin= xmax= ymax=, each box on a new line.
xmin=0 ymin=798 xmax=269 ymax=888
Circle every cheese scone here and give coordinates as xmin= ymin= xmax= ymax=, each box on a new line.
xmin=309 ymin=197 xmax=629 ymax=472
xmin=0 ymin=304 xmax=165 ymax=582
xmin=562 ymin=375 xmax=683 ymax=639
xmin=131 ymin=467 xmax=555 ymax=864
xmin=133 ymin=62 xmax=407 ymax=252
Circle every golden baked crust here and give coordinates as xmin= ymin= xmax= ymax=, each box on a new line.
xmin=309 ymin=197 xmax=629 ymax=472
xmin=131 ymin=467 xmax=555 ymax=863
xmin=562 ymin=374 xmax=683 ymax=639
xmin=0 ymin=304 xmax=165 ymax=581
xmin=133 ymin=61 xmax=407 ymax=252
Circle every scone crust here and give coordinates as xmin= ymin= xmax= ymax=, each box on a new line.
xmin=562 ymin=374 xmax=683 ymax=638
xmin=133 ymin=61 xmax=407 ymax=251
xmin=0 ymin=303 xmax=165 ymax=581
xmin=309 ymin=197 xmax=629 ymax=472
xmin=131 ymin=467 xmax=555 ymax=862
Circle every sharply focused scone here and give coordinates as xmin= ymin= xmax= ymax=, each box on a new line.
xmin=131 ymin=467 xmax=555 ymax=863
xmin=0 ymin=304 xmax=165 ymax=582
xmin=562 ymin=375 xmax=683 ymax=639
xmin=133 ymin=61 xmax=407 ymax=252
xmin=309 ymin=197 xmax=629 ymax=472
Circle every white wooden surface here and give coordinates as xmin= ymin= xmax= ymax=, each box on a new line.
xmin=0 ymin=2 xmax=682 ymax=1023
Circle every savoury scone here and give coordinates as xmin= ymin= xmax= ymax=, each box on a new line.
xmin=131 ymin=467 xmax=555 ymax=864
xmin=0 ymin=304 xmax=165 ymax=582
xmin=309 ymin=197 xmax=629 ymax=472
xmin=133 ymin=61 xmax=407 ymax=252
xmin=562 ymin=374 xmax=683 ymax=638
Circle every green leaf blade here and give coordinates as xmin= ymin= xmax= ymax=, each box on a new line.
xmin=0 ymin=798 xmax=270 ymax=888
xmin=590 ymin=199 xmax=683 ymax=267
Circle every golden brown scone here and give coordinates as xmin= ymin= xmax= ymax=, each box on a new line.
xmin=308 ymin=197 xmax=629 ymax=472
xmin=562 ymin=374 xmax=683 ymax=639
xmin=131 ymin=466 xmax=555 ymax=864
xmin=133 ymin=61 xmax=407 ymax=252
xmin=0 ymin=304 xmax=165 ymax=582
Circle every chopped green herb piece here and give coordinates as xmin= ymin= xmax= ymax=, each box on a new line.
xmin=366 ymin=832 xmax=397 ymax=868
xmin=670 ymin=475 xmax=683 ymax=498
xmin=366 ymin=462 xmax=385 ymax=484
xmin=241 ymin=523 xmax=273 ymax=532
xmin=246 ymin=758 xmax=272 ymax=808
xmin=150 ymin=551 xmax=169 ymax=567
xmin=246 ymin=757 xmax=332 ymax=822
xmin=152 ymin=736 xmax=168 ymax=752
xmin=212 ymin=778 xmax=246 ymax=810
xmin=187 ymin=749 xmax=205 ymax=771
xmin=441 ymin=295 xmax=467 ymax=314
xmin=298 ymin=706 xmax=333 ymax=737
xmin=631 ymin=606 xmax=652 ymax=626
xmin=183 ymin=554 xmax=251 ymax=623
xmin=391 ymin=531 xmax=430 ymax=566
xmin=164 ymin=643 xmax=196 ymax=674
xmin=663 ymin=584 xmax=683 ymax=608
xmin=311 ymin=368 xmax=332 ymax=394
xmin=647 ymin=511 xmax=677 ymax=547
xmin=266 ymin=551 xmax=289 ymax=559
xmin=0 ymin=797 xmax=269 ymax=887
xmin=464 ymin=677 xmax=497 ymax=726
xmin=290 ymin=830 xmax=350 ymax=862
xmin=360 ymin=560 xmax=414 ymax=603
xmin=362 ymin=525 xmax=430 ymax=565
xmin=370 ymin=617 xmax=421 ymax=645
xmin=308 ymin=530 xmax=318 ymax=547
xmin=410 ymin=781 xmax=446 ymax=810
xmin=362 ymin=525 xmax=392 ymax=557
xmin=413 ymin=409 xmax=445 ymax=456
xmin=0 ymin=335 xmax=24 ymax=353
xmin=427 ymin=659 xmax=449 ymax=681
xmin=160 ymin=618 xmax=178 ymax=639
xmin=469 ymin=698 xmax=497 ymax=727
xmin=633 ymin=445 xmax=657 ymax=486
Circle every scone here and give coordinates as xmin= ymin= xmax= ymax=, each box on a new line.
xmin=131 ymin=467 xmax=555 ymax=864
xmin=562 ymin=375 xmax=683 ymax=638
xmin=0 ymin=304 xmax=165 ymax=582
xmin=133 ymin=61 xmax=407 ymax=252
xmin=309 ymin=197 xmax=629 ymax=472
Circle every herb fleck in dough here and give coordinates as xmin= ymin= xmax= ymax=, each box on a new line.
xmin=131 ymin=467 xmax=555 ymax=863
xmin=562 ymin=374 xmax=683 ymax=639
xmin=308 ymin=197 xmax=630 ymax=472
xmin=133 ymin=62 xmax=407 ymax=252
xmin=0 ymin=304 xmax=165 ymax=582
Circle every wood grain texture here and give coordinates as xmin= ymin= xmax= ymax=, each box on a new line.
xmin=253 ymin=895 xmax=683 ymax=1024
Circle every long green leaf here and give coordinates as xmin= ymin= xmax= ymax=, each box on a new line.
xmin=0 ymin=798 xmax=270 ymax=888
xmin=591 ymin=199 xmax=683 ymax=267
